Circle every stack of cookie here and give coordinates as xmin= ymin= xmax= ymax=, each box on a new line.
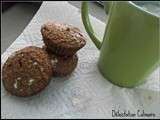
xmin=41 ymin=21 xmax=86 ymax=76
xmin=2 ymin=21 xmax=86 ymax=97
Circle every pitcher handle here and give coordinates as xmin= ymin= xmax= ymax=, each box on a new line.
xmin=81 ymin=1 xmax=103 ymax=49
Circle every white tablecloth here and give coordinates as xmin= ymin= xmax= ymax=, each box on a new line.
xmin=1 ymin=2 xmax=160 ymax=119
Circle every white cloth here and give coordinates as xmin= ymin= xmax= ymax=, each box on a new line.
xmin=1 ymin=1 xmax=160 ymax=119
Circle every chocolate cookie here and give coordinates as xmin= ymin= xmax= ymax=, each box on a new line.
xmin=2 ymin=46 xmax=52 ymax=97
xmin=43 ymin=46 xmax=78 ymax=76
xmin=41 ymin=21 xmax=86 ymax=57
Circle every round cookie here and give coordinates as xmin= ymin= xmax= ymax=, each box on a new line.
xmin=2 ymin=46 xmax=53 ymax=97
xmin=43 ymin=45 xmax=78 ymax=76
xmin=41 ymin=21 xmax=86 ymax=57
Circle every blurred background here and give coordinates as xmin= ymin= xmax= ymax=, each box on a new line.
xmin=2 ymin=2 xmax=42 ymax=54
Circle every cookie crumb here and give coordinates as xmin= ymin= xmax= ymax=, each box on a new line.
xmin=28 ymin=78 xmax=35 ymax=86
xmin=17 ymin=77 xmax=21 ymax=80
xmin=14 ymin=82 xmax=18 ymax=89
xmin=13 ymin=77 xmax=21 ymax=89
xmin=14 ymin=81 xmax=18 ymax=89
xmin=51 ymin=58 xmax=58 ymax=65
xmin=33 ymin=62 xmax=38 ymax=66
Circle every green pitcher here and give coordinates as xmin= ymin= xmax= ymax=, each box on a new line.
xmin=81 ymin=1 xmax=160 ymax=87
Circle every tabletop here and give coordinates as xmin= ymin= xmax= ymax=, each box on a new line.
xmin=1 ymin=1 xmax=160 ymax=119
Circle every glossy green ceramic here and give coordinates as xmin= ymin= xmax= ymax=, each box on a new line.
xmin=81 ymin=1 xmax=160 ymax=87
